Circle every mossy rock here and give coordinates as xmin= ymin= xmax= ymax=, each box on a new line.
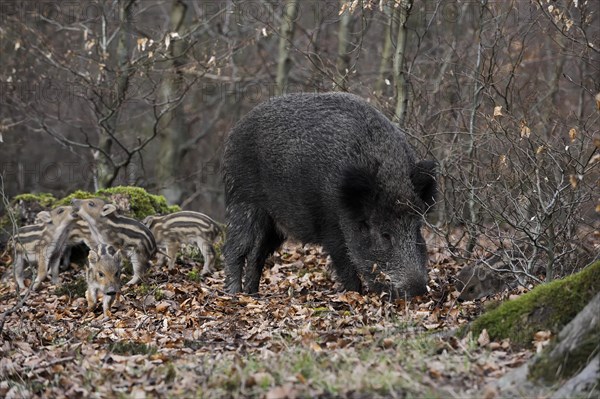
xmin=2 ymin=187 xmax=178 ymax=238
xmin=527 ymin=291 xmax=600 ymax=383
xmin=1 ymin=193 xmax=58 ymax=229
xmin=96 ymin=186 xmax=180 ymax=219
xmin=56 ymin=186 xmax=180 ymax=220
xmin=12 ymin=193 xmax=57 ymax=208
xmin=55 ymin=190 xmax=97 ymax=206
xmin=470 ymin=261 xmax=600 ymax=348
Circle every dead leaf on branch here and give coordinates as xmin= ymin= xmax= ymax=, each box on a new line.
xmin=520 ymin=121 xmax=531 ymax=139
xmin=493 ymin=105 xmax=503 ymax=117
xmin=568 ymin=127 xmax=577 ymax=142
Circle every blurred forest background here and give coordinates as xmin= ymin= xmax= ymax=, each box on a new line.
xmin=1 ymin=0 xmax=598 ymax=278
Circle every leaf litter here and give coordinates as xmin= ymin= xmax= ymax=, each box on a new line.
xmin=0 ymin=237 xmax=533 ymax=398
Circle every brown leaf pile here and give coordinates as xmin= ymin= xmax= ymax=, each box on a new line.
xmin=0 ymin=240 xmax=531 ymax=398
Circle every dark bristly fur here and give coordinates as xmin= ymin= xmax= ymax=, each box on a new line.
xmin=222 ymin=92 xmax=436 ymax=299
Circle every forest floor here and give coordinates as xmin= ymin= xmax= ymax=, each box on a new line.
xmin=0 ymin=232 xmax=536 ymax=398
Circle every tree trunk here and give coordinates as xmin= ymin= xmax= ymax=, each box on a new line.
xmin=392 ymin=0 xmax=412 ymax=126
xmin=275 ymin=0 xmax=299 ymax=95
xmin=465 ymin=3 xmax=487 ymax=256
xmin=335 ymin=0 xmax=352 ymax=91
xmin=96 ymin=0 xmax=135 ymax=189
xmin=375 ymin=2 xmax=395 ymax=96
xmin=156 ymin=0 xmax=188 ymax=204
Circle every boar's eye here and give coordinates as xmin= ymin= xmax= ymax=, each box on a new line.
xmin=98 ymin=271 xmax=105 ymax=278
xmin=57 ymin=208 xmax=64 ymax=214
xmin=381 ymin=232 xmax=392 ymax=242
xmin=116 ymin=270 xmax=121 ymax=277
xmin=468 ymin=286 xmax=475 ymax=293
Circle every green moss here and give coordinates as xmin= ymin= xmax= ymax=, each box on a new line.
xmin=96 ymin=186 xmax=178 ymax=219
xmin=187 ymin=269 xmax=203 ymax=282
xmin=470 ymin=261 xmax=600 ymax=348
xmin=154 ymin=288 xmax=165 ymax=301
xmin=55 ymin=186 xmax=178 ymax=220
xmin=12 ymin=193 xmax=57 ymax=207
xmin=167 ymin=204 xmax=181 ymax=214
xmin=2 ymin=193 xmax=57 ymax=231
xmin=136 ymin=283 xmax=151 ymax=297
xmin=55 ymin=190 xmax=98 ymax=206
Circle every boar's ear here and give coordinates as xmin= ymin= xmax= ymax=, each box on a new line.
xmin=100 ymin=204 xmax=117 ymax=217
xmin=411 ymin=160 xmax=437 ymax=210
xmin=88 ymin=248 xmax=99 ymax=264
xmin=113 ymin=249 xmax=123 ymax=264
xmin=37 ymin=211 xmax=52 ymax=224
xmin=142 ymin=216 xmax=154 ymax=227
xmin=339 ymin=166 xmax=376 ymax=218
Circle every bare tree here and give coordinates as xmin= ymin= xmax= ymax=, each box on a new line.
xmin=156 ymin=0 xmax=188 ymax=204
xmin=392 ymin=0 xmax=413 ymax=126
xmin=335 ymin=0 xmax=353 ymax=91
xmin=276 ymin=0 xmax=299 ymax=95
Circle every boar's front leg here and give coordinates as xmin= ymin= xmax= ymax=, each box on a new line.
xmin=323 ymin=233 xmax=363 ymax=294
xmin=14 ymin=253 xmax=26 ymax=291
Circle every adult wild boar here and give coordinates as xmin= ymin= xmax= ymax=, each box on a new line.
xmin=222 ymin=92 xmax=436 ymax=299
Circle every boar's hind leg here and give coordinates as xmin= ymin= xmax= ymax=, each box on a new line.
xmin=243 ymin=221 xmax=284 ymax=294
xmin=223 ymin=204 xmax=250 ymax=293
xmin=323 ymin=235 xmax=363 ymax=294
xmin=223 ymin=205 xmax=283 ymax=294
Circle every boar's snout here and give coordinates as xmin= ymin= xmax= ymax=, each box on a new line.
xmin=71 ymin=199 xmax=81 ymax=212
xmin=406 ymin=278 xmax=428 ymax=297
xmin=104 ymin=283 xmax=121 ymax=297
xmin=388 ymin=276 xmax=428 ymax=299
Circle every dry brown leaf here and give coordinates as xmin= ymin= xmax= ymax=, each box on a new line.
xmin=155 ymin=302 xmax=170 ymax=313
xmin=266 ymin=384 xmax=297 ymax=399
xmin=477 ymin=329 xmax=490 ymax=347
xmin=520 ymin=122 xmax=531 ymax=138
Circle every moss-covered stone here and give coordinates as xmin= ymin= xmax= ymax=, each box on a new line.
xmin=96 ymin=186 xmax=180 ymax=219
xmin=55 ymin=186 xmax=180 ymax=220
xmin=12 ymin=193 xmax=57 ymax=207
xmin=1 ymin=193 xmax=58 ymax=229
xmin=1 ymin=187 xmax=179 ymax=246
xmin=55 ymin=190 xmax=97 ymax=206
xmin=527 ymin=291 xmax=600 ymax=383
xmin=470 ymin=261 xmax=600 ymax=348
